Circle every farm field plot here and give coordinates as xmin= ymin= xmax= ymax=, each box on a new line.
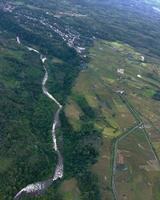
xmin=115 ymin=128 xmax=160 ymax=200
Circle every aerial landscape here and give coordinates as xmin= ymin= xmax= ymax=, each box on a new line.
xmin=0 ymin=0 xmax=160 ymax=200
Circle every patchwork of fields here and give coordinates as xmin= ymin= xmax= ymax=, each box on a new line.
xmin=65 ymin=40 xmax=160 ymax=200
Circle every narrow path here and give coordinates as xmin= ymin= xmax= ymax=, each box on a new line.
xmin=14 ymin=38 xmax=63 ymax=200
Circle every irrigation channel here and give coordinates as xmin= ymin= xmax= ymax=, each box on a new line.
xmin=14 ymin=38 xmax=63 ymax=200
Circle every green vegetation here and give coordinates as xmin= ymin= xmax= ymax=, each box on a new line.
xmin=153 ymin=90 xmax=160 ymax=101
xmin=0 ymin=13 xmax=81 ymax=200
xmin=1 ymin=0 xmax=160 ymax=200
xmin=61 ymin=101 xmax=102 ymax=199
xmin=59 ymin=179 xmax=81 ymax=200
xmin=0 ymin=37 xmax=58 ymax=199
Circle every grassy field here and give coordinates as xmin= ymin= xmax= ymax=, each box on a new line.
xmin=59 ymin=179 xmax=81 ymax=200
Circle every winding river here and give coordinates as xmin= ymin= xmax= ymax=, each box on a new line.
xmin=14 ymin=40 xmax=63 ymax=200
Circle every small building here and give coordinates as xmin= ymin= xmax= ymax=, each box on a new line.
xmin=117 ymin=151 xmax=124 ymax=165
xmin=137 ymin=74 xmax=142 ymax=78
xmin=117 ymin=68 xmax=125 ymax=74
xmin=116 ymin=90 xmax=125 ymax=94
xmin=140 ymin=56 xmax=145 ymax=62
xmin=116 ymin=150 xmax=128 ymax=171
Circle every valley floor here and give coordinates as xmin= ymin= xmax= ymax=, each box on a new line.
xmin=64 ymin=40 xmax=160 ymax=200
